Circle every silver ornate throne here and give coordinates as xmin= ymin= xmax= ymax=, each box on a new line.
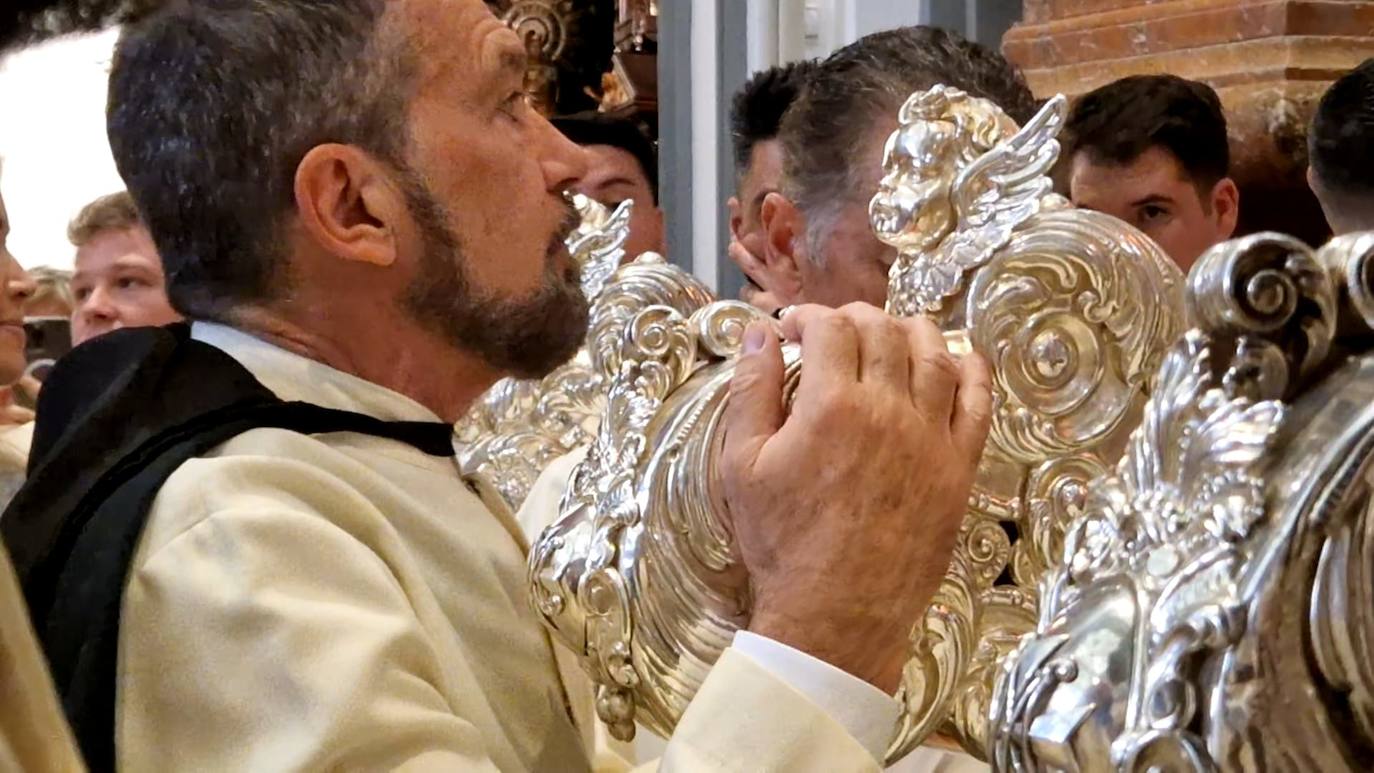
xmin=516 ymin=85 xmax=1187 ymax=763
xmin=989 ymin=231 xmax=1374 ymax=771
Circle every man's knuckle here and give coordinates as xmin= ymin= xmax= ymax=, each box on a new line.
xmin=922 ymin=351 xmax=961 ymax=379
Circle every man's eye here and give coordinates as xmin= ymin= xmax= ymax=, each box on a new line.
xmin=117 ymin=277 xmax=149 ymax=290
xmin=1139 ymin=205 xmax=1170 ymax=224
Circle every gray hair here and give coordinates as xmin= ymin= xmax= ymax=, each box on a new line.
xmin=106 ymin=0 xmax=415 ymax=321
xmin=779 ymin=25 xmax=1035 ymax=265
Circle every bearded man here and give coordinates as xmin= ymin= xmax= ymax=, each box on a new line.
xmin=0 ymin=2 xmax=991 ymax=772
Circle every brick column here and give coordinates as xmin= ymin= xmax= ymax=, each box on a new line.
xmin=1004 ymin=0 xmax=1374 ymax=246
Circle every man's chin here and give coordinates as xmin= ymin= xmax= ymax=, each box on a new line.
xmin=499 ymin=289 xmax=590 ymax=381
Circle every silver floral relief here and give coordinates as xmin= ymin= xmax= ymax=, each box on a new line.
xmin=525 ymin=83 xmax=1187 ymax=765
xmin=988 ymin=231 xmax=1374 ymax=771
xmin=530 ymin=294 xmax=776 ymax=740
xmin=871 ymin=87 xmax=1185 ymax=759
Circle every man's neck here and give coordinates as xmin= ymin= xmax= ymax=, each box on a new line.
xmin=1332 ymin=213 xmax=1374 ymax=237
xmin=223 ymin=306 xmax=500 ymax=423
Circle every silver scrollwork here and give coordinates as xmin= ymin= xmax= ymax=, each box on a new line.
xmin=526 ymin=84 xmax=1185 ymax=764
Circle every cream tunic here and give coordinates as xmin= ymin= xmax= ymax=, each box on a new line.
xmin=115 ymin=323 xmax=889 ymax=772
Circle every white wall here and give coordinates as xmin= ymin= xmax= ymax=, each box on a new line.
xmin=0 ymin=29 xmax=125 ymax=271
xmin=688 ymin=0 xmax=720 ymax=291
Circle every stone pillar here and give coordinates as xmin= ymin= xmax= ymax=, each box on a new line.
xmin=1003 ymin=0 xmax=1374 ymax=246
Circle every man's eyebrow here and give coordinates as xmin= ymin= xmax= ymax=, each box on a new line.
xmin=595 ymin=176 xmax=643 ymax=191
xmin=1129 ymin=194 xmax=1175 ymax=207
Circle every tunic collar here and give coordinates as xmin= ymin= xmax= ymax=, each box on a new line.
xmin=191 ymin=321 xmax=444 ymax=425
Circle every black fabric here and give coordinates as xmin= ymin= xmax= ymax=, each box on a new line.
xmin=0 ymin=323 xmax=456 ymax=772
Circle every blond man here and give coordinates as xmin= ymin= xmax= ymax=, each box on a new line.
xmin=68 ymin=191 xmax=180 ymax=345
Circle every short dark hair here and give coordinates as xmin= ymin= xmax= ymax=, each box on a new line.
xmin=550 ymin=112 xmax=659 ymax=204
xmin=107 ymin=0 xmax=413 ymax=321
xmin=729 ymin=60 xmax=817 ymax=172
xmin=1311 ymin=58 xmax=1374 ymax=197
xmin=1065 ymin=75 xmax=1230 ymax=191
xmin=780 ymin=25 xmax=1036 ymax=260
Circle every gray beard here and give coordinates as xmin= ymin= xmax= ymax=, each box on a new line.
xmin=397 ymin=168 xmax=590 ymax=381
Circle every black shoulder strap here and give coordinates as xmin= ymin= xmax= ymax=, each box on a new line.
xmin=0 ymin=324 xmax=456 ymax=772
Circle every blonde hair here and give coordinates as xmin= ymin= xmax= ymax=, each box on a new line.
xmin=67 ymin=191 xmax=144 ymax=248
xmin=25 ymin=266 xmax=74 ymax=317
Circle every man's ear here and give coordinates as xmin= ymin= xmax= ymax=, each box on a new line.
xmin=1210 ymin=176 xmax=1240 ymax=241
xmin=294 ymin=143 xmax=403 ymax=267
xmin=759 ymin=191 xmax=806 ymax=302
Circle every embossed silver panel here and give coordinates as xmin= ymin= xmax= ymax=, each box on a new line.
xmin=524 ymin=85 xmax=1186 ymax=763
xmin=990 ymin=231 xmax=1374 ymax=771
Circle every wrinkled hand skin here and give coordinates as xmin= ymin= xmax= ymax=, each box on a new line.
xmin=721 ymin=303 xmax=993 ymax=694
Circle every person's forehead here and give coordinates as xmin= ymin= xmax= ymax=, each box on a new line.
xmin=580 ymin=145 xmax=652 ymax=190
xmin=74 ymin=229 xmax=159 ymax=271
xmin=1071 ymin=146 xmax=1193 ymax=197
xmin=397 ymin=0 xmax=522 ymax=85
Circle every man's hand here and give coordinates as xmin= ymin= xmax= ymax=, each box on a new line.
xmin=727 ymin=239 xmax=782 ymax=316
xmin=0 ymin=386 xmax=34 ymax=425
xmin=720 ymin=303 xmax=992 ymax=694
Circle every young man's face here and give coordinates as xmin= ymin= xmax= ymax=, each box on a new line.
xmin=70 ymin=226 xmax=181 ymax=346
xmin=1069 ymin=145 xmax=1238 ymax=273
xmin=572 ymin=143 xmax=665 ymax=260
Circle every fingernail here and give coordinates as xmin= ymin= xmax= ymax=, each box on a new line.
xmin=743 ymin=323 xmax=766 ymax=354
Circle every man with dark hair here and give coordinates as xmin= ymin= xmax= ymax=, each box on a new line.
xmin=754 ymin=25 xmax=1037 ymax=309
xmin=727 ymin=59 xmax=815 ymax=313
xmin=1308 ymin=58 xmax=1374 ymax=235
xmin=551 ymin=111 xmax=665 ymax=259
xmin=1064 ymin=74 xmax=1239 ymax=272
xmin=0 ymin=2 xmax=991 ymax=771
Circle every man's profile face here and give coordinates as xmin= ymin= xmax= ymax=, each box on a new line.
xmin=0 ymin=194 xmax=33 ymax=384
xmin=734 ymin=139 xmax=785 ymax=245
xmin=727 ymin=139 xmax=786 ymax=311
xmin=1069 ymin=145 xmax=1235 ymax=273
xmin=389 ymin=0 xmax=590 ymax=378
xmin=572 ymin=143 xmax=664 ymax=260
xmin=71 ymin=226 xmax=181 ymax=346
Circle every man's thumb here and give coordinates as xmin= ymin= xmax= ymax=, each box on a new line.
xmin=722 ymin=321 xmax=786 ymax=465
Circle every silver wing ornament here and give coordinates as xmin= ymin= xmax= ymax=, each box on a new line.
xmin=878 ymin=87 xmax=1065 ymax=317
xmin=566 ymin=193 xmax=634 ymax=301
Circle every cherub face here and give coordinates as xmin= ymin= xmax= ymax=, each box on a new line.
xmin=870 ymin=120 xmax=958 ymax=253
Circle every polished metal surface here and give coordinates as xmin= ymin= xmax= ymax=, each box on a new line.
xmin=524 ymin=84 xmax=1187 ymax=762
xmin=990 ymin=231 xmax=1374 ymax=771
xmin=872 ymin=87 xmax=1185 ymax=758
